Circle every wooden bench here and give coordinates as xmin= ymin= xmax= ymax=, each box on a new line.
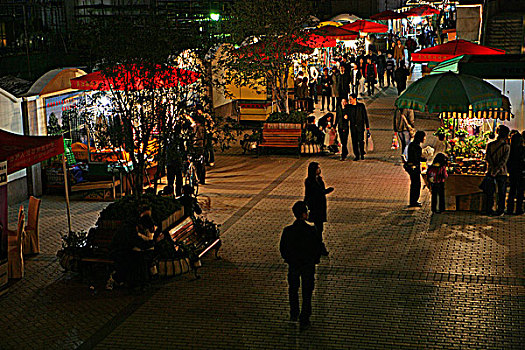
xmin=168 ymin=217 xmax=222 ymax=260
xmin=71 ymin=178 xmax=121 ymax=200
xmin=258 ymin=123 xmax=302 ymax=156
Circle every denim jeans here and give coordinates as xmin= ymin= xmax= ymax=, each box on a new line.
xmin=486 ymin=175 xmax=507 ymax=213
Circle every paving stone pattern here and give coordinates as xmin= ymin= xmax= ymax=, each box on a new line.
xmin=2 ymin=83 xmax=525 ymax=349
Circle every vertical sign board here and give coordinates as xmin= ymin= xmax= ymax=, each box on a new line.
xmin=0 ymin=161 xmax=8 ymax=295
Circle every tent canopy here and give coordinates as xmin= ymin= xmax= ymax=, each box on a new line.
xmin=70 ymin=64 xmax=200 ymax=91
xmin=412 ymin=39 xmax=505 ymax=63
xmin=329 ymin=14 xmax=361 ymax=23
xmin=0 ymin=129 xmax=64 ymax=175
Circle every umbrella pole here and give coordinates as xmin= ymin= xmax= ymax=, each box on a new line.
xmin=62 ymin=155 xmax=72 ymax=233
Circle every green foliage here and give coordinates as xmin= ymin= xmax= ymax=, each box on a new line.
xmin=193 ymin=216 xmax=221 ymax=241
xmin=97 ymin=194 xmax=182 ymax=227
xmin=267 ymin=111 xmax=307 ymax=123
xmin=434 ymin=127 xmax=451 ymax=138
xmin=453 ymin=134 xmax=488 ymax=158
xmin=456 ymin=129 xmax=468 ymax=137
xmin=61 ymin=230 xmax=88 ymax=252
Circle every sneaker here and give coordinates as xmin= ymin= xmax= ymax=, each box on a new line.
xmin=408 ymin=202 xmax=422 ymax=208
xmin=353 ymin=157 xmax=360 ymax=161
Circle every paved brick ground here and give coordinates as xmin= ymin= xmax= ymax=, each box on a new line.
xmin=2 ymin=78 xmax=525 ymax=349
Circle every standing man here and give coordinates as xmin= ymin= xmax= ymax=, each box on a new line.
xmin=280 ymin=201 xmax=322 ymax=331
xmin=385 ymin=53 xmax=396 ymax=88
xmin=337 ymin=65 xmax=351 ymax=105
xmin=394 ymin=61 xmax=410 ymax=95
xmin=393 ymin=108 xmax=415 ymax=154
xmin=376 ymin=50 xmax=386 ymax=88
xmin=335 ymin=98 xmax=350 ymax=161
xmin=308 ymin=64 xmax=319 ymax=106
xmin=348 ymin=93 xmax=370 ymax=161
xmin=393 ymin=39 xmax=405 ymax=67
xmin=365 ymin=57 xmax=377 ymax=96
xmin=484 ymin=125 xmax=511 ymax=216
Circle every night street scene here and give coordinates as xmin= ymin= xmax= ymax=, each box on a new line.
xmin=1 ymin=0 xmax=525 ymax=348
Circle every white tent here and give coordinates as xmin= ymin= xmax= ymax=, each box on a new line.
xmin=329 ymin=14 xmax=361 ymax=23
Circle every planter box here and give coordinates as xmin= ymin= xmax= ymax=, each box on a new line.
xmin=98 ymin=207 xmax=184 ymax=232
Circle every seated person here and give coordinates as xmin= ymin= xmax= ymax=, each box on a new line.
xmin=305 ymin=116 xmax=324 ymax=145
xmin=180 ymin=185 xmax=202 ymax=218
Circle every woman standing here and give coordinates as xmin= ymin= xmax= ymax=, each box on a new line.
xmin=304 ymin=162 xmax=334 ymax=256
xmin=407 ymin=131 xmax=426 ymax=207
xmin=330 ymin=67 xmax=339 ymax=111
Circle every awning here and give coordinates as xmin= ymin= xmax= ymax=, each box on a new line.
xmin=0 ymin=129 xmax=64 ymax=175
xmin=412 ymin=39 xmax=505 ymax=63
xmin=430 ymin=54 xmax=525 ymax=79
xmin=70 ymin=64 xmax=200 ymax=91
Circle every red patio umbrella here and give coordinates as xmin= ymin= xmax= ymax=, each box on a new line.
xmin=312 ymin=25 xmax=359 ymax=40
xmin=296 ymin=33 xmax=337 ymax=48
xmin=340 ymin=20 xmax=388 ymax=34
xmin=370 ymin=10 xmax=407 ymax=20
xmin=404 ymin=5 xmax=440 ymax=17
xmin=411 ymin=39 xmax=506 ymax=63
xmin=70 ymin=64 xmax=200 ymax=91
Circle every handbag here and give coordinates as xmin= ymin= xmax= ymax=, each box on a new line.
xmin=366 ymin=133 xmax=374 ymax=152
xmin=401 ymin=113 xmax=416 ymax=138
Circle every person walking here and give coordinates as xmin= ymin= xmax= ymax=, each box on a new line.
xmin=393 ymin=39 xmax=405 ymax=67
xmin=357 ymin=57 xmax=367 ymax=97
xmin=365 ymin=57 xmax=377 ymax=96
xmin=385 ymin=53 xmax=396 ymax=88
xmin=348 ymin=93 xmax=370 ymax=161
xmin=427 ymin=153 xmax=448 ymax=213
xmin=309 ymin=64 xmax=319 ymax=106
xmin=405 ymin=37 xmax=417 ymax=63
xmin=506 ymin=132 xmax=524 ymax=215
xmin=484 ymin=125 xmax=511 ymax=216
xmin=406 ymin=131 xmax=427 ymax=207
xmin=330 ymin=66 xmax=339 ymax=111
xmin=376 ymin=50 xmax=386 ymax=88
xmin=280 ymin=201 xmax=322 ymax=331
xmin=393 ymin=108 xmax=415 ymax=154
xmin=304 ymin=162 xmax=333 ymax=256
xmin=394 ymin=61 xmax=410 ymax=95
xmin=350 ymin=63 xmax=361 ymax=96
xmin=320 ymin=68 xmax=332 ymax=112
xmin=335 ymin=98 xmax=350 ymax=161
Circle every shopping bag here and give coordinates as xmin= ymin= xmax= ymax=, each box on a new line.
xmin=366 ymin=134 xmax=374 ymax=152
xmin=391 ymin=133 xmax=399 ymax=149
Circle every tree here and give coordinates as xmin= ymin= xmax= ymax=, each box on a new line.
xmin=219 ymin=0 xmax=313 ymax=113
xmin=72 ymin=14 xmax=239 ymax=197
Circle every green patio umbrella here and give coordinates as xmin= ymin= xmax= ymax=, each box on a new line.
xmin=395 ymin=72 xmax=505 ymax=113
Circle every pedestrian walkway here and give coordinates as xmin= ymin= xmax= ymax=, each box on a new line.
xmin=2 ymin=85 xmax=525 ymax=349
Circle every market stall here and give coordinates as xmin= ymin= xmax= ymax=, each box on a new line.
xmin=0 ymin=129 xmax=66 ymax=292
xmin=396 ymin=71 xmax=511 ymax=211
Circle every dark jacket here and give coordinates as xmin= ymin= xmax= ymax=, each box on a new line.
xmin=320 ymin=75 xmax=332 ymax=96
xmin=349 ymin=102 xmax=369 ymax=133
xmin=407 ymin=141 xmax=425 ymax=172
xmin=394 ymin=66 xmax=409 ymax=85
xmin=337 ymin=71 xmax=351 ymax=97
xmin=180 ymin=194 xmax=202 ymax=218
xmin=486 ymin=138 xmax=510 ymax=177
xmin=305 ymin=176 xmax=329 ymax=222
xmin=376 ymin=54 xmax=387 ymax=72
xmin=280 ymin=220 xmax=321 ymax=267
xmin=365 ymin=63 xmax=377 ymax=81
xmin=507 ymin=144 xmax=524 ymax=175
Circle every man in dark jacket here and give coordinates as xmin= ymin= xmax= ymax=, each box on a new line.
xmin=280 ymin=201 xmax=322 ymax=331
xmin=335 ymin=98 xmax=350 ymax=161
xmin=348 ymin=94 xmax=370 ymax=161
xmin=485 ymin=125 xmax=511 ymax=215
xmin=394 ymin=61 xmax=410 ymax=95
xmin=376 ymin=50 xmax=387 ymax=88
xmin=337 ymin=65 xmax=351 ymax=103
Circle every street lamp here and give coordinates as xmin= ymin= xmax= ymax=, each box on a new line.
xmin=210 ymin=13 xmax=220 ymax=21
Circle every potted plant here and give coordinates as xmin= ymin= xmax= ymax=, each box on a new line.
xmin=434 ymin=127 xmax=450 ymax=141
xmin=265 ymin=111 xmax=307 ymax=129
xmin=456 ymin=129 xmax=468 ymax=141
xmin=57 ymin=230 xmax=89 ymax=271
